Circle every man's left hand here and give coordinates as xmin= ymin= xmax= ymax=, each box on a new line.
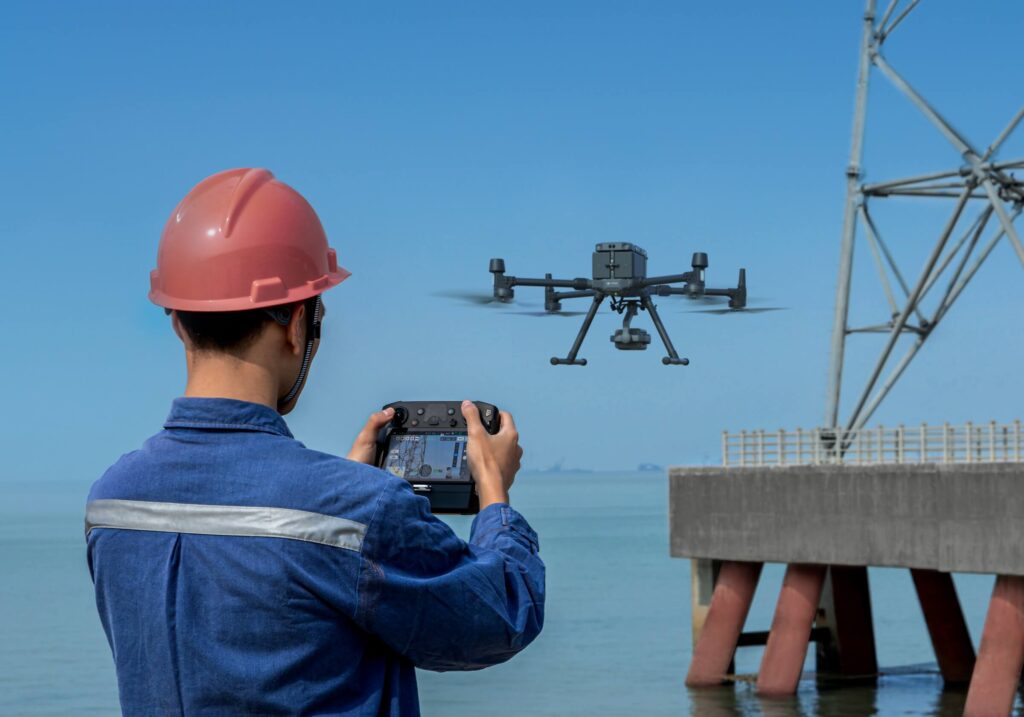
xmin=347 ymin=408 xmax=395 ymax=464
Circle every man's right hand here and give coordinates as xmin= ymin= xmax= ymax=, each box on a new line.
xmin=461 ymin=400 xmax=523 ymax=509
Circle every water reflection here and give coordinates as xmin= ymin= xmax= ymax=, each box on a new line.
xmin=802 ymin=679 xmax=877 ymax=717
xmin=686 ymin=671 xmax=974 ymax=717
xmin=928 ymin=684 xmax=967 ymax=716
xmin=687 ymin=682 xmax=762 ymax=717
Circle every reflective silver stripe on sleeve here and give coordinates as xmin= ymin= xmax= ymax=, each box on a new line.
xmin=85 ymin=499 xmax=366 ymax=552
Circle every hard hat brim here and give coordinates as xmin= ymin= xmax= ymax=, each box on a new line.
xmin=149 ymin=266 xmax=351 ymax=312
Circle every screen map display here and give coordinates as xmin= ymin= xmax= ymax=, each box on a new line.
xmin=383 ymin=432 xmax=470 ymax=482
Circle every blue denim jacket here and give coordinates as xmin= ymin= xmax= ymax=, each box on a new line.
xmin=86 ymin=398 xmax=545 ymax=716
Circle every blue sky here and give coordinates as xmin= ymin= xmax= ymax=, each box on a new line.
xmin=2 ymin=1 xmax=1023 ymax=482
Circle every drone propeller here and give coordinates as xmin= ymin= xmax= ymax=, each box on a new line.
xmin=432 ymin=290 xmax=535 ymax=308
xmin=661 ymin=293 xmax=729 ymax=304
xmin=675 ymin=293 xmax=782 ymax=314
xmin=688 ymin=306 xmax=789 ymax=315
xmin=504 ymin=310 xmax=590 ymax=317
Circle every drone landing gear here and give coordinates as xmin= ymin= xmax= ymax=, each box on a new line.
xmin=550 ymin=357 xmax=587 ymax=366
xmin=641 ymin=296 xmax=689 ymax=366
xmin=551 ymin=294 xmax=605 ymax=366
xmin=548 ymin=292 xmax=689 ymax=367
xmin=606 ymin=296 xmax=688 ymax=365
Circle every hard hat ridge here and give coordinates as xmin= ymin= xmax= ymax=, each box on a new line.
xmin=224 ymin=168 xmax=274 ymax=238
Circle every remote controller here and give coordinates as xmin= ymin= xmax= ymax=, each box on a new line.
xmin=374 ymin=401 xmax=500 ymax=514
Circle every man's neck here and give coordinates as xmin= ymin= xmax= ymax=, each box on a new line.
xmin=184 ymin=352 xmax=280 ymax=411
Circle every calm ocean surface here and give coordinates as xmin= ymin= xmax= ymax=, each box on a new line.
xmin=0 ymin=471 xmax=1013 ymax=716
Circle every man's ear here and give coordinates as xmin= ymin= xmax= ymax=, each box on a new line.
xmin=170 ymin=311 xmax=187 ymax=345
xmin=286 ymin=301 xmax=306 ymax=356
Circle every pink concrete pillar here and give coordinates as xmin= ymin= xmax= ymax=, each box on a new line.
xmin=911 ymin=568 xmax=975 ymax=684
xmin=756 ymin=564 xmax=827 ymax=697
xmin=686 ymin=561 xmax=763 ymax=687
xmin=964 ymin=575 xmax=1024 ymax=717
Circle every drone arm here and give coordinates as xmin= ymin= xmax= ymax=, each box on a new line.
xmin=508 ymin=276 xmax=591 ymax=289
xmin=650 ymin=286 xmax=692 ymax=297
xmin=490 ymin=258 xmax=589 ymax=300
xmin=639 ymin=271 xmax=697 ymax=288
xmin=550 ymin=289 xmax=596 ymax=301
xmin=702 ymin=287 xmax=735 ymax=298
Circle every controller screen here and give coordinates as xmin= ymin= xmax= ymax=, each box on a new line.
xmin=383 ymin=432 xmax=470 ymax=481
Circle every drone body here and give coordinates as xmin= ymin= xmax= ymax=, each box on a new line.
xmin=486 ymin=243 xmax=749 ymax=366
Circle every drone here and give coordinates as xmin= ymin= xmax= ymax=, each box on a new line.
xmin=443 ymin=243 xmax=779 ymax=366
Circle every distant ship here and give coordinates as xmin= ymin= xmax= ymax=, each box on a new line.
xmin=538 ymin=460 xmax=593 ymax=474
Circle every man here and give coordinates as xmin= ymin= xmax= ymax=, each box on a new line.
xmin=86 ymin=168 xmax=545 ymax=716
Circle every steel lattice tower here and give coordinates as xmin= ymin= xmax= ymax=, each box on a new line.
xmin=825 ymin=0 xmax=1024 ymax=432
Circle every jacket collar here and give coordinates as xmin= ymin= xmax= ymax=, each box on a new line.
xmin=163 ymin=397 xmax=294 ymax=438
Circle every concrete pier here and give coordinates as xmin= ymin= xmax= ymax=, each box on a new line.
xmin=670 ymin=463 xmax=1024 ymax=708
xmin=671 ymin=463 xmax=1024 ymax=573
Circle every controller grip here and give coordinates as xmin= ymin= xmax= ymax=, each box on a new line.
xmin=472 ymin=401 xmax=501 ymax=435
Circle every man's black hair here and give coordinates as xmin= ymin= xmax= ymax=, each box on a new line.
xmin=175 ymin=309 xmax=275 ymax=352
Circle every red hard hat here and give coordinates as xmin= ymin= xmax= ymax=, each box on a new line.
xmin=149 ymin=168 xmax=351 ymax=312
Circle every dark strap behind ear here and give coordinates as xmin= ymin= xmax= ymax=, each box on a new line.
xmin=278 ymin=296 xmax=322 ymax=409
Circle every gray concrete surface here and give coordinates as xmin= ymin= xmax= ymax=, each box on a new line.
xmin=669 ymin=463 xmax=1024 ymax=575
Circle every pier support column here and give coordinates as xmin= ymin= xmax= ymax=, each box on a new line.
xmin=686 ymin=560 xmax=762 ymax=687
xmin=911 ymin=568 xmax=975 ymax=684
xmin=964 ymin=575 xmax=1024 ymax=717
xmin=815 ymin=566 xmax=878 ymax=678
xmin=757 ymin=564 xmax=827 ymax=697
xmin=690 ymin=559 xmax=719 ymax=651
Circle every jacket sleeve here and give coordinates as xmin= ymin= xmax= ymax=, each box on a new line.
xmin=353 ymin=479 xmax=545 ymax=671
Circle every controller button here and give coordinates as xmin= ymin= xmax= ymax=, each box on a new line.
xmin=447 ymin=408 xmax=455 ymax=416
xmin=428 ymin=416 xmax=440 ymax=426
xmin=416 ymin=408 xmax=425 ymax=415
xmin=411 ymin=419 xmax=419 ymax=426
xmin=449 ymin=419 xmax=458 ymax=427
xmin=484 ymin=409 xmax=493 ymax=418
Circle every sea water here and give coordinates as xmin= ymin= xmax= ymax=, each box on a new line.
xmin=0 ymin=472 xmax=1009 ymax=716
